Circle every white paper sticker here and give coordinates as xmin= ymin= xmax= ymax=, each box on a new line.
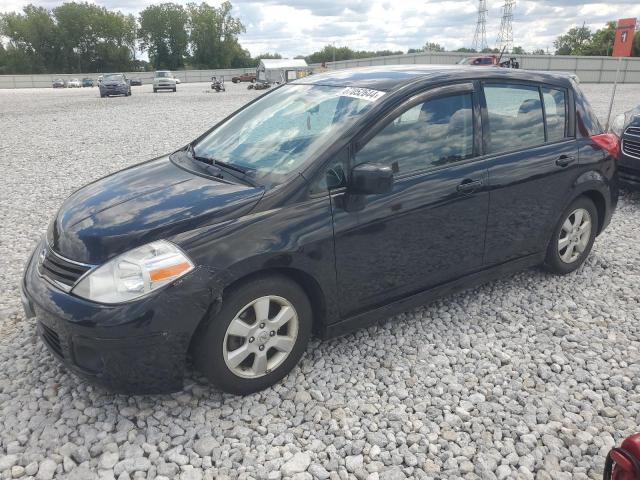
xmin=340 ymin=87 xmax=386 ymax=102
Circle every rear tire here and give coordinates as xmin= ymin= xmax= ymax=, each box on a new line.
xmin=153 ymin=88 xmax=157 ymax=93
xmin=193 ymin=275 xmax=312 ymax=395
xmin=544 ymin=196 xmax=598 ymax=275
xmin=173 ymin=88 xmax=176 ymax=92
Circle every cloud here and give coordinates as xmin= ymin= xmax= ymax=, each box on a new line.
xmin=1 ymin=0 xmax=639 ymax=56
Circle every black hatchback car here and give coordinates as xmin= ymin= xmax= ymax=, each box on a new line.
xmin=22 ymin=66 xmax=619 ymax=395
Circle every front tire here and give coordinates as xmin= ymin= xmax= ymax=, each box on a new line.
xmin=544 ymin=196 xmax=598 ymax=275
xmin=193 ymin=275 xmax=312 ymax=395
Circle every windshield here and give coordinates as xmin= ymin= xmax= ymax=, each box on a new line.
xmin=156 ymin=71 xmax=172 ymax=78
xmin=193 ymin=84 xmax=381 ymax=186
xmin=104 ymin=74 xmax=124 ymax=81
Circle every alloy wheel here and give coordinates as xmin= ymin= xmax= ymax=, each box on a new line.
xmin=223 ymin=295 xmax=299 ymax=378
xmin=558 ymin=207 xmax=592 ymax=264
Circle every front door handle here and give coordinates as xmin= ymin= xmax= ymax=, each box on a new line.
xmin=556 ymin=155 xmax=577 ymax=167
xmin=457 ymin=179 xmax=483 ymax=194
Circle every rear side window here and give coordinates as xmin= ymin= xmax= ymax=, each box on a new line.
xmin=355 ymin=93 xmax=475 ymax=174
xmin=542 ymin=87 xmax=567 ymax=142
xmin=484 ymin=84 xmax=545 ymax=154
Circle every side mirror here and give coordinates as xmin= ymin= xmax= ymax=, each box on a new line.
xmin=349 ymin=163 xmax=394 ymax=195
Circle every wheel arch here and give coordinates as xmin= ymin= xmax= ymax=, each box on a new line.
xmin=580 ymin=189 xmax=606 ymax=235
xmin=571 ymin=170 xmax=612 ymax=235
xmin=188 ymin=266 xmax=329 ymax=355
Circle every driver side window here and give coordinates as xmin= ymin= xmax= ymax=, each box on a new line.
xmin=355 ymin=93 xmax=475 ymax=175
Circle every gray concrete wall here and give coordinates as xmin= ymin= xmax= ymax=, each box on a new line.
xmin=0 ymin=68 xmax=255 ymax=89
xmin=313 ymin=51 xmax=640 ymax=84
xmin=2 ymin=52 xmax=639 ymax=88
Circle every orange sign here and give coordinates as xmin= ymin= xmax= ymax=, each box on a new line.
xmin=612 ymin=18 xmax=636 ymax=57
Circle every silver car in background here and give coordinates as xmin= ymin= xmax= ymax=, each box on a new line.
xmin=153 ymin=70 xmax=177 ymax=93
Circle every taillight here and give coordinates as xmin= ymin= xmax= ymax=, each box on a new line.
xmin=591 ymin=132 xmax=620 ymax=160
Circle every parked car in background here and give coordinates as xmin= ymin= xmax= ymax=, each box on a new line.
xmin=232 ymin=72 xmax=257 ymax=83
xmin=612 ymin=106 xmax=640 ymax=188
xmin=67 ymin=78 xmax=81 ymax=88
xmin=52 ymin=78 xmax=65 ymax=88
xmin=129 ymin=78 xmax=142 ymax=86
xmin=97 ymin=75 xmax=103 ymax=86
xmin=82 ymin=78 xmax=94 ymax=87
xmin=175 ymin=78 xmax=181 ymax=84
xmin=153 ymin=70 xmax=177 ymax=93
xmin=457 ymin=55 xmax=519 ymax=69
xmin=99 ymin=73 xmax=131 ymax=97
xmin=22 ymin=66 xmax=619 ymax=395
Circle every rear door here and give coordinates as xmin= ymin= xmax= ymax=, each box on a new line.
xmin=481 ymin=82 xmax=578 ymax=265
xmin=329 ymin=83 xmax=491 ymax=317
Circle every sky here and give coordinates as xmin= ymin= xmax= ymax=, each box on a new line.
xmin=1 ymin=0 xmax=639 ymax=57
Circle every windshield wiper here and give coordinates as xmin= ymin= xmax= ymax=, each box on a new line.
xmin=186 ymin=144 xmax=257 ymax=187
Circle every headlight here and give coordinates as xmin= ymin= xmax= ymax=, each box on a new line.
xmin=72 ymin=240 xmax=194 ymax=304
xmin=610 ymin=113 xmax=626 ymax=137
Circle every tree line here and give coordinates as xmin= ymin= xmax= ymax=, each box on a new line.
xmin=1 ymin=7 xmax=639 ymax=75
xmin=0 ymin=1 xmax=263 ymax=74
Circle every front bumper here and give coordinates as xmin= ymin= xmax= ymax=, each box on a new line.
xmin=22 ymin=241 xmax=217 ymax=394
xmin=154 ymin=83 xmax=176 ymax=90
xmin=100 ymin=85 xmax=128 ymax=95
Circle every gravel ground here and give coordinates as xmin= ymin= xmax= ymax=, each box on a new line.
xmin=1 ymin=81 xmax=640 ymax=480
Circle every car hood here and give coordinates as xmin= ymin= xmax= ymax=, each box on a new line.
xmin=49 ymin=156 xmax=264 ymax=265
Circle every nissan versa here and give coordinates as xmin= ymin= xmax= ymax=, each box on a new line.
xmin=22 ymin=66 xmax=619 ymax=395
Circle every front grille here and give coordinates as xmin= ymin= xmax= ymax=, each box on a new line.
xmin=624 ymin=126 xmax=640 ymax=138
xmin=622 ymin=138 xmax=640 ymax=160
xmin=38 ymin=246 xmax=91 ymax=291
xmin=40 ymin=322 xmax=63 ymax=358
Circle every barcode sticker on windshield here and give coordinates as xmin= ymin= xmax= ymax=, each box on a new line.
xmin=340 ymin=87 xmax=385 ymax=102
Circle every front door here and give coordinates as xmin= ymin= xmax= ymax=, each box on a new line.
xmin=330 ymin=84 xmax=490 ymax=317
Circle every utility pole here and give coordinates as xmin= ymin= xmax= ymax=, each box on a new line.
xmin=496 ymin=0 xmax=516 ymax=53
xmin=472 ymin=0 xmax=488 ymax=52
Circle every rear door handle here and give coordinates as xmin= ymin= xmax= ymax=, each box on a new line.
xmin=556 ymin=155 xmax=576 ymax=167
xmin=457 ymin=179 xmax=483 ymax=193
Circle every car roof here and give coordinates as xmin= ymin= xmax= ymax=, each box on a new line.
xmin=293 ymin=65 xmax=573 ymax=91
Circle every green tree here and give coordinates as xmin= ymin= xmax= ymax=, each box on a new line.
xmin=306 ymin=45 xmax=402 ymax=64
xmin=455 ymin=47 xmax=477 ymax=53
xmin=531 ymin=48 xmax=546 ymax=55
xmin=187 ymin=1 xmax=245 ymax=69
xmin=583 ymin=21 xmax=615 ymax=56
xmin=554 ymin=25 xmax=591 ymax=55
xmin=139 ymin=3 xmax=189 ymax=69
xmin=255 ymin=52 xmax=282 ymax=60
xmin=1 ymin=5 xmax=61 ymax=73
xmin=423 ymin=42 xmax=445 ymax=52
xmin=512 ymin=46 xmax=526 ymax=54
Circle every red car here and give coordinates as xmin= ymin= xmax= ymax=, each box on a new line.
xmin=231 ymin=72 xmax=256 ymax=83
xmin=458 ymin=55 xmax=519 ymax=68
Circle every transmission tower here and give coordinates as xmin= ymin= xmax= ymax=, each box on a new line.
xmin=496 ymin=0 xmax=516 ymax=53
xmin=472 ymin=0 xmax=488 ymax=52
